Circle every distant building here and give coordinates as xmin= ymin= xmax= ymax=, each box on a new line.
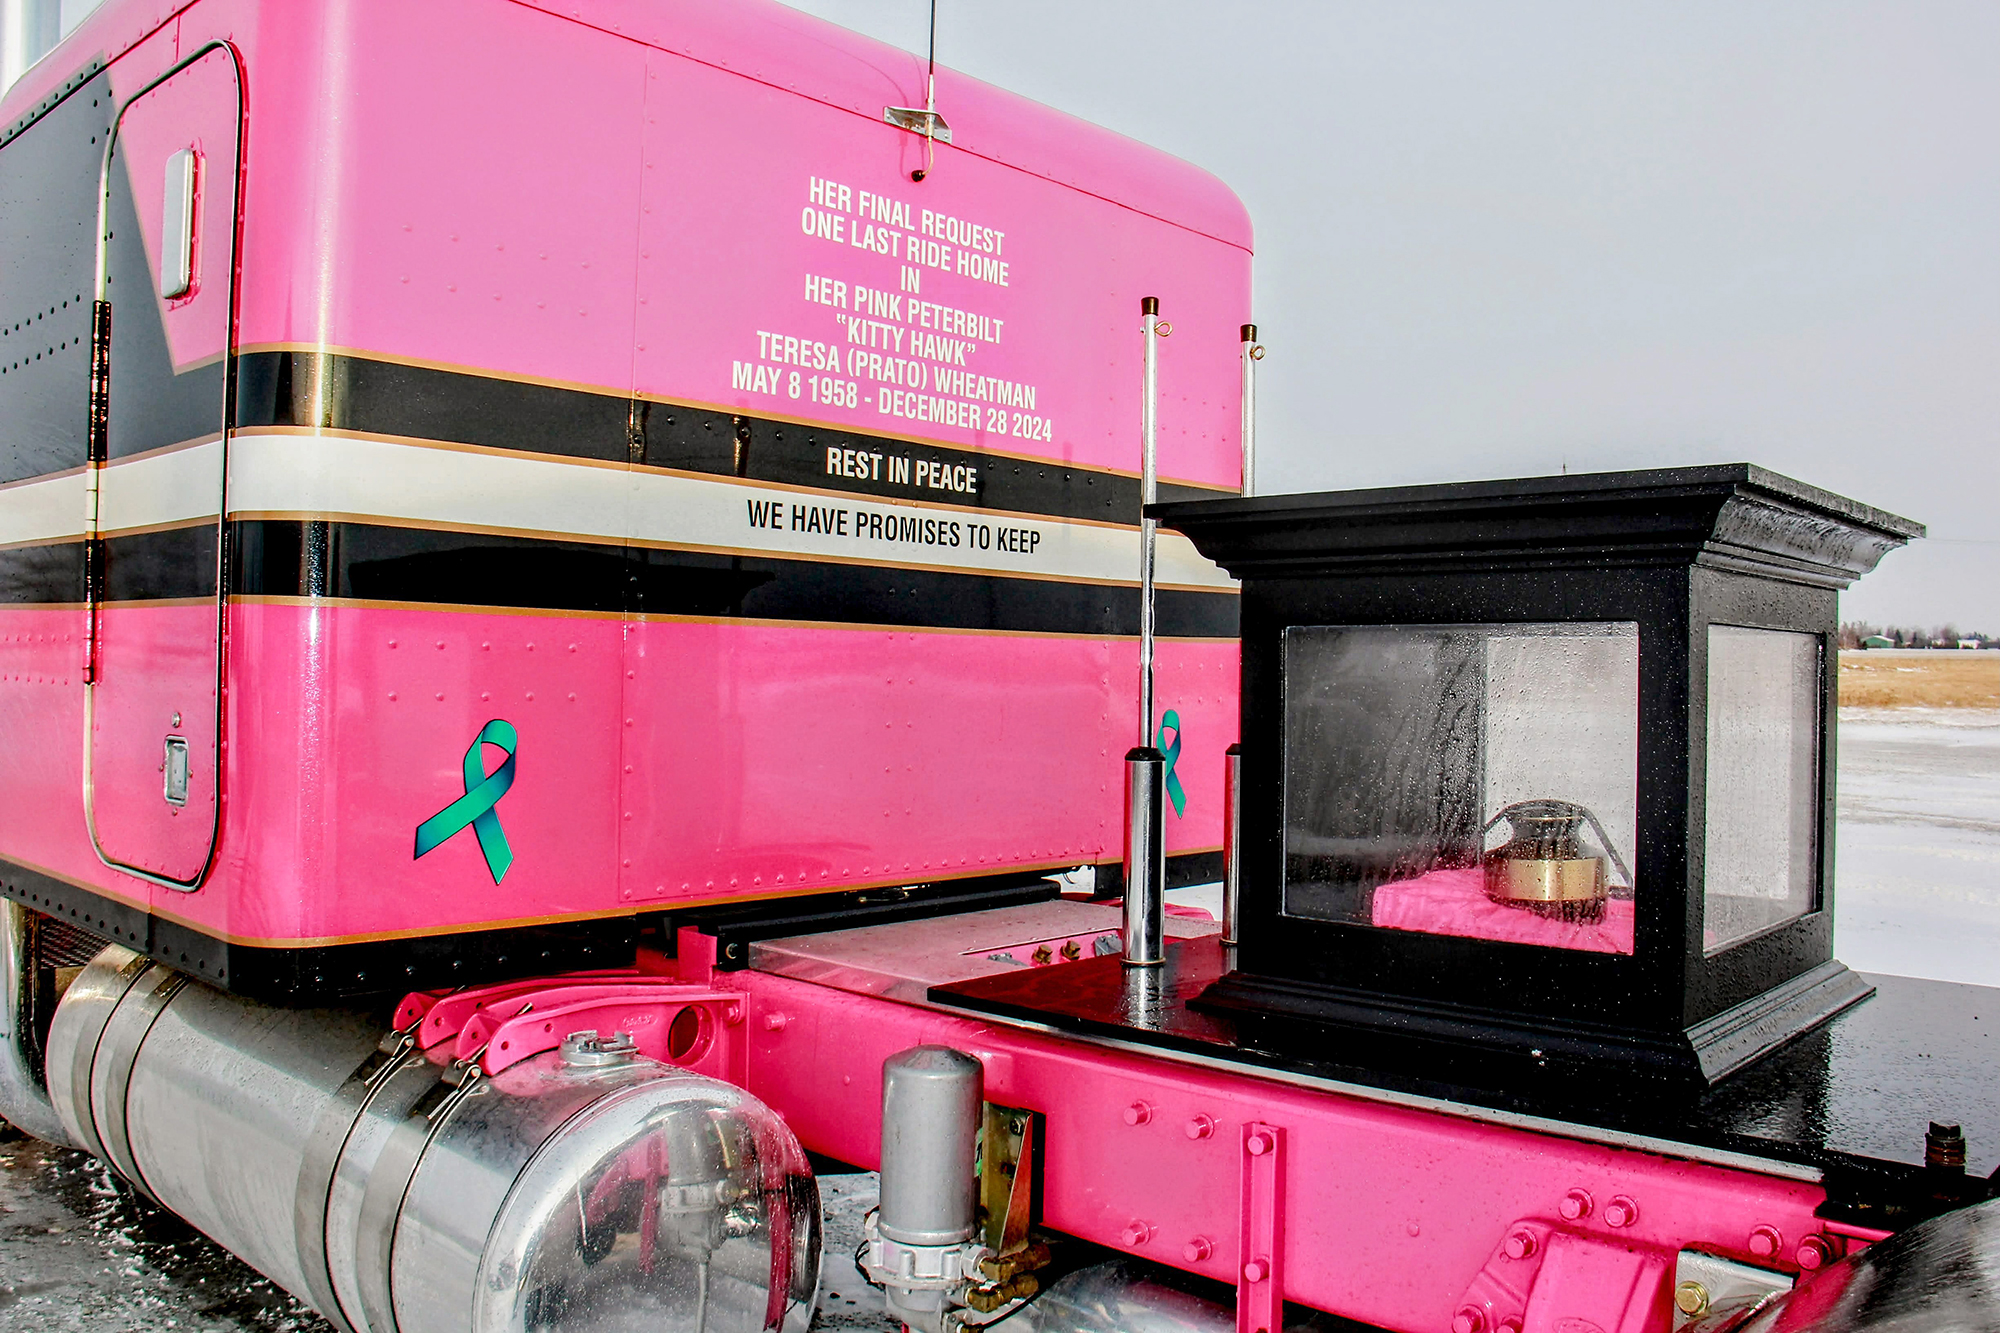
xmin=1961 ymin=639 xmax=1984 ymax=650
xmin=1861 ymin=635 xmax=1894 ymax=649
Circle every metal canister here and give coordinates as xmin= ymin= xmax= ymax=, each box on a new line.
xmin=1481 ymin=800 xmax=1623 ymax=923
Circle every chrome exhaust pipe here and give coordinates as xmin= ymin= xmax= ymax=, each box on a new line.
xmin=0 ymin=892 xmax=80 ymax=1144
xmin=0 ymin=899 xmax=77 ymax=1146
xmin=45 ymin=947 xmax=822 ymax=1333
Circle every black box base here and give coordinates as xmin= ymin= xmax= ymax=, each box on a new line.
xmin=930 ymin=937 xmax=2000 ymax=1206
xmin=1192 ymin=959 xmax=1875 ymax=1093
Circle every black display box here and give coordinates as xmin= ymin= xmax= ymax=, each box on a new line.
xmin=1156 ymin=465 xmax=1921 ymax=1089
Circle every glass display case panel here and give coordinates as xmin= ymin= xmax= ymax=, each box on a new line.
xmin=1282 ymin=622 xmax=1639 ymax=955
xmin=1703 ymin=626 xmax=1821 ymax=953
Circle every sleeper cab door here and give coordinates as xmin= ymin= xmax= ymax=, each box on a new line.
xmin=84 ymin=45 xmax=240 ymax=887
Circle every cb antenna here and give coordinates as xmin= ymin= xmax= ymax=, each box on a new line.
xmin=918 ymin=0 xmax=937 ymax=180
xmin=886 ymin=0 xmax=951 ymax=180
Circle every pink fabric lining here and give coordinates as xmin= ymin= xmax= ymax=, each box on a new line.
xmin=1370 ymin=866 xmax=1636 ymax=956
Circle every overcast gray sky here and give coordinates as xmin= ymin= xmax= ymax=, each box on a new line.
xmin=787 ymin=1 xmax=2000 ymax=632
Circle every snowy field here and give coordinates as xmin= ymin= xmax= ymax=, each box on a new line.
xmin=1833 ymin=709 xmax=2000 ymax=988
xmin=2 ymin=711 xmax=1996 ymax=1328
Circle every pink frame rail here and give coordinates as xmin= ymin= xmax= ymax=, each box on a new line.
xmin=417 ymin=935 xmax=1872 ymax=1333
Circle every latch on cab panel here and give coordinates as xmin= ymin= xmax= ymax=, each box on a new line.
xmin=163 ymin=736 xmax=189 ymax=806
xmin=160 ymin=147 xmax=198 ymax=299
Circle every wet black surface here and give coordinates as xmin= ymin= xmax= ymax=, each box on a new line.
xmin=1695 ymin=974 xmax=1997 ymax=1171
xmin=0 ymin=1132 xmax=326 ymax=1332
xmin=935 ymin=940 xmax=2000 ymax=1186
xmin=814 ymin=1174 xmax=900 ymax=1331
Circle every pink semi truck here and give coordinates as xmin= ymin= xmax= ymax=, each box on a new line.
xmin=0 ymin=3 xmax=1991 ymax=1332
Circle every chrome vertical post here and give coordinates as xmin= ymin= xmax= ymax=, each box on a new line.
xmin=1139 ymin=298 xmax=1161 ymax=748
xmin=1124 ymin=296 xmax=1166 ymax=967
xmin=1224 ymin=323 xmax=1259 ymax=949
xmin=1221 ymin=743 xmax=1243 ymax=946
xmin=0 ymin=899 xmax=73 ymax=1145
xmin=1240 ymin=323 xmax=1260 ymax=496
xmin=1123 ymin=750 xmax=1166 ymax=966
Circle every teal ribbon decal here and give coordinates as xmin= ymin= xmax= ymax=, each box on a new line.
xmin=414 ymin=719 xmax=518 ymax=884
xmin=1156 ymin=709 xmax=1186 ymax=818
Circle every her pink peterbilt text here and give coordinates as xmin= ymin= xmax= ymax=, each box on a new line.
xmin=1 ymin=3 xmax=1991 ymax=1333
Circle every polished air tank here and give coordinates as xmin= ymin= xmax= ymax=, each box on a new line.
xmin=45 ymin=946 xmax=821 ymax=1333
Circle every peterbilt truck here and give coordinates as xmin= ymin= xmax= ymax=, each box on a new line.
xmin=0 ymin=3 xmax=1992 ymax=1332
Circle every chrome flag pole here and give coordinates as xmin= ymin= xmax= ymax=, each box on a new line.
xmin=1123 ymin=296 xmax=1166 ymax=967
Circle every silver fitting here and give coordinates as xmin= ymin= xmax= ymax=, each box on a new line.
xmin=865 ymin=1209 xmax=991 ymax=1331
xmin=866 ymin=1215 xmax=981 ymax=1290
xmin=558 ymin=1029 xmax=637 ymax=1068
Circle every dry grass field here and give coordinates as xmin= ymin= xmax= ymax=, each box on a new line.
xmin=1839 ymin=650 xmax=2000 ymax=709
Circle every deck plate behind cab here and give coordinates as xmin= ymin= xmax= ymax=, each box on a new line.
xmin=748 ymin=898 xmax=1217 ymax=1002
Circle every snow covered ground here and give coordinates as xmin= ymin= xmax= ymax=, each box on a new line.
xmin=2 ymin=710 xmax=1995 ymax=1329
xmin=1834 ymin=709 xmax=2000 ymax=988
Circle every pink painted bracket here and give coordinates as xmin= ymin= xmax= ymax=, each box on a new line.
xmin=392 ymin=968 xmax=649 ymax=1047
xmin=1237 ymin=1122 xmax=1284 ymax=1333
xmin=392 ymin=966 xmax=745 ymax=1078
xmin=1451 ymin=1220 xmax=1675 ymax=1333
xmin=457 ymin=983 xmax=742 ymax=1076
xmin=391 ymin=990 xmax=453 ymax=1035
xmin=1452 ymin=1220 xmax=1555 ymax=1333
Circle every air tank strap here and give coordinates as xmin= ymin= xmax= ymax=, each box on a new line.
xmin=292 ymin=1023 xmax=429 ymax=1333
xmin=49 ymin=947 xmax=150 ymax=1166
xmin=352 ymin=1054 xmax=487 ymax=1333
xmin=90 ymin=964 xmax=185 ymax=1204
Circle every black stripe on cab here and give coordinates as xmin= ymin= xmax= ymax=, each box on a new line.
xmin=232 ymin=350 xmax=1229 ymax=525
xmin=105 ymin=524 xmax=218 ymax=600
xmin=3 ymin=522 xmax=1236 ymax=638
xmin=235 ymin=520 xmax=1239 ymax=639
xmin=0 ymin=539 xmax=85 ymax=603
